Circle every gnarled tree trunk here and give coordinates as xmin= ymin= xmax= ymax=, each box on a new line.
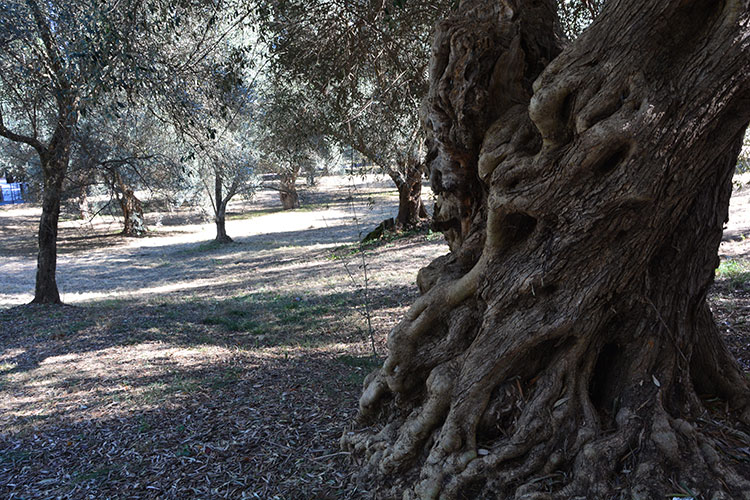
xmin=112 ymin=169 xmax=146 ymax=237
xmin=391 ymin=161 xmax=429 ymax=228
xmin=279 ymin=165 xmax=301 ymax=210
xmin=342 ymin=1 xmax=750 ymax=499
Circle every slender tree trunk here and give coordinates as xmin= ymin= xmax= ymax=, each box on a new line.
xmin=343 ymin=1 xmax=750 ymax=498
xmin=214 ymin=201 xmax=232 ymax=243
xmin=214 ymin=172 xmax=233 ymax=243
xmin=279 ymin=166 xmax=300 ymax=210
xmin=78 ymin=186 xmax=90 ymax=221
xmin=32 ymin=153 xmax=66 ymax=304
xmin=391 ymin=163 xmax=428 ymax=228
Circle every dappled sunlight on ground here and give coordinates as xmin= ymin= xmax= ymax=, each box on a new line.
xmin=0 ymin=175 xmax=436 ymax=306
xmin=1 ymin=175 xmax=749 ymax=498
xmin=0 ymin=176 xmax=446 ymax=498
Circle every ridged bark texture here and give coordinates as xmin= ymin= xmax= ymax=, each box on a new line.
xmin=280 ymin=168 xmax=300 ymax=210
xmin=342 ymin=0 xmax=750 ymax=498
xmin=33 ymin=153 xmax=66 ymax=304
xmin=392 ymin=161 xmax=429 ymax=227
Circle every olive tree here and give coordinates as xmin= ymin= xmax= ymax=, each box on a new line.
xmin=257 ymin=0 xmax=458 ymax=226
xmin=0 ymin=0 xmax=251 ymax=303
xmin=343 ymin=0 xmax=750 ymax=498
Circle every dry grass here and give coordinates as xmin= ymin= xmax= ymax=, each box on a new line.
xmin=1 ymin=175 xmax=749 ymax=499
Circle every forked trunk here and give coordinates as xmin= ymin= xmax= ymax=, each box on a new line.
xmin=343 ymin=1 xmax=750 ymax=498
xmin=33 ymin=154 xmax=66 ymax=304
xmin=391 ymin=163 xmax=428 ymax=228
xmin=113 ymin=170 xmax=146 ymax=237
xmin=213 ymin=172 xmax=233 ymax=243
xmin=279 ymin=167 xmax=300 ymax=210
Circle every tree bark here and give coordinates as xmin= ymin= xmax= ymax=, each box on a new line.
xmin=214 ymin=202 xmax=232 ymax=243
xmin=1 ymin=0 xmax=78 ymax=305
xmin=78 ymin=185 xmax=90 ymax=221
xmin=279 ymin=166 xmax=300 ymax=210
xmin=391 ymin=162 xmax=428 ymax=228
xmin=342 ymin=1 xmax=750 ymax=499
xmin=112 ymin=169 xmax=146 ymax=237
xmin=32 ymin=152 xmax=66 ymax=304
xmin=214 ymin=172 xmax=233 ymax=243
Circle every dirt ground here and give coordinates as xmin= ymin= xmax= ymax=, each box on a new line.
xmin=0 ymin=174 xmax=748 ymax=499
xmin=0 ymin=175 xmax=449 ymax=499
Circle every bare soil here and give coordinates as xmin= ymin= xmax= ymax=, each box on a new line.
xmin=0 ymin=175 xmax=748 ymax=499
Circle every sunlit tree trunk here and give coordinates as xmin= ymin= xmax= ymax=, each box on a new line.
xmin=214 ymin=171 xmax=233 ymax=243
xmin=343 ymin=0 xmax=750 ymax=498
xmin=279 ymin=164 xmax=300 ymax=210
xmin=390 ymin=161 xmax=428 ymax=228
xmin=112 ymin=169 xmax=146 ymax=237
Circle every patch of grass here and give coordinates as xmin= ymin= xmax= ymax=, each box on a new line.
xmin=425 ymin=229 xmax=443 ymax=242
xmin=197 ymin=291 xmax=359 ymax=348
xmin=96 ymin=298 xmax=124 ymax=308
xmin=0 ymin=449 xmax=31 ymax=464
xmin=174 ymin=378 xmax=200 ymax=394
xmin=140 ymin=382 xmax=169 ymax=404
xmin=716 ymin=259 xmax=750 ymax=290
xmin=202 ymin=308 xmax=263 ymax=333
xmin=226 ymin=207 xmax=282 ymax=220
xmin=339 ymin=354 xmax=382 ymax=387
xmin=177 ymin=239 xmax=236 ymax=256
xmin=73 ymin=467 xmax=114 ymax=483
xmin=210 ymin=367 xmax=242 ymax=389
xmin=330 ymin=223 xmax=433 ymax=260
xmin=137 ymin=417 xmax=152 ymax=433
xmin=137 ymin=374 xmax=204 ymax=404
xmin=43 ymin=318 xmax=96 ymax=340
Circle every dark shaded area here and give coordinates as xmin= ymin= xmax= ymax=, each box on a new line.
xmin=0 ymin=281 xmax=414 ymax=376
xmin=0 ymin=349 xmax=367 ymax=500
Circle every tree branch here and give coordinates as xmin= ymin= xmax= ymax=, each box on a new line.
xmin=25 ymin=0 xmax=68 ymax=95
xmin=0 ymin=105 xmax=45 ymax=152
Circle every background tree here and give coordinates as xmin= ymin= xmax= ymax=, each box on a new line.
xmin=191 ymin=116 xmax=257 ymax=243
xmin=73 ymin=109 xmax=186 ymax=236
xmin=343 ymin=0 xmax=750 ymax=498
xmin=254 ymin=83 xmax=332 ymax=210
xmin=257 ymin=0 xmax=456 ymax=227
xmin=175 ymin=44 xmax=262 ymax=242
xmin=0 ymin=0 xmax=251 ymax=303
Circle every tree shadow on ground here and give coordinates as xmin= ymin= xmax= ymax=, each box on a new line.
xmin=0 ymin=282 xmax=412 ymax=376
xmin=0 ymin=348 xmax=370 ymax=499
xmin=0 ymin=205 xmax=410 ymax=304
